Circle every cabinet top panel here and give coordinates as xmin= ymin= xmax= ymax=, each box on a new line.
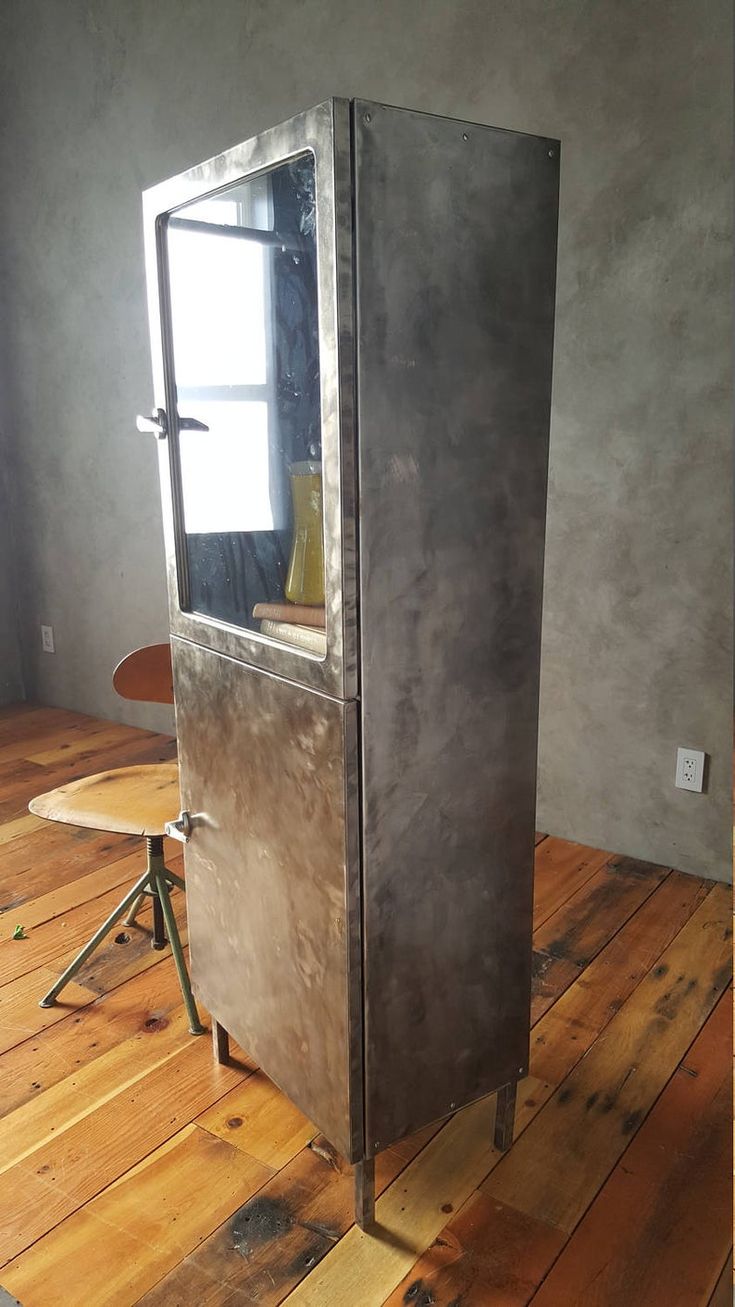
xmin=144 ymin=98 xmax=558 ymax=207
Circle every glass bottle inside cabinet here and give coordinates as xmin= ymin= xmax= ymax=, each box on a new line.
xmin=165 ymin=153 xmax=326 ymax=656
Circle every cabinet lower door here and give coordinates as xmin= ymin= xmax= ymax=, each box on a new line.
xmin=171 ymin=636 xmax=362 ymax=1161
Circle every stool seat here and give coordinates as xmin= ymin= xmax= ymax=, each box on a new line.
xmin=29 ymin=762 xmax=180 ymax=837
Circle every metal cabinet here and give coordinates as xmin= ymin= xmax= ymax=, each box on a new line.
xmin=140 ymin=97 xmax=559 ymax=1227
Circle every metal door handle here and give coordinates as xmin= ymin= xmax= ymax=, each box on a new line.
xmin=165 ymin=810 xmax=192 ymax=843
xmin=178 ymin=416 xmax=209 ymax=432
xmin=135 ymin=412 xmax=209 ymax=439
xmin=136 ymin=408 xmax=168 ymax=439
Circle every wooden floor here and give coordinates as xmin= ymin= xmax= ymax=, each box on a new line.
xmin=0 ymin=703 xmax=730 ymax=1307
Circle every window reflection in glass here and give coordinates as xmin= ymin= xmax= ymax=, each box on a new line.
xmin=165 ymin=155 xmax=326 ymax=657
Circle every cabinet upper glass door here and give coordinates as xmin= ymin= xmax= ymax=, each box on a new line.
xmin=165 ymin=155 xmax=327 ymax=660
xmin=142 ymin=101 xmax=355 ymax=698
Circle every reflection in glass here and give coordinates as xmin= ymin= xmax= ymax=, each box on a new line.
xmin=165 ymin=155 xmax=326 ymax=656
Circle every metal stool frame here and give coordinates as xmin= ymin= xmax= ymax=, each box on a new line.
xmin=38 ymin=834 xmax=204 ymax=1036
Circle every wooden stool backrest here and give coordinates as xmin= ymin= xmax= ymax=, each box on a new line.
xmin=112 ymin=644 xmax=174 ymax=705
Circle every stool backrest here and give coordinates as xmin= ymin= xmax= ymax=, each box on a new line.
xmin=112 ymin=644 xmax=174 ymax=705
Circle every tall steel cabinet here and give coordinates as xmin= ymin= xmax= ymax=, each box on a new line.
xmin=139 ymin=98 xmax=559 ymax=1228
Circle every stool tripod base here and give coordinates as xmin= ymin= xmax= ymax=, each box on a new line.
xmin=38 ymin=835 xmax=204 ymax=1036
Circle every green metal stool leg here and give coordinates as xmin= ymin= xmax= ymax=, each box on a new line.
xmin=154 ymin=871 xmax=204 ymax=1035
xmin=151 ymin=886 xmax=167 ymax=950
xmin=39 ymin=868 xmax=152 ymax=1008
xmin=124 ymin=891 xmax=146 ymax=926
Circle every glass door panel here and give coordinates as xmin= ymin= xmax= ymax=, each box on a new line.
xmin=164 ymin=154 xmax=326 ymax=659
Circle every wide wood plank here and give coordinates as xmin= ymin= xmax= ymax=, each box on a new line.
xmin=0 ymin=825 xmax=137 ymax=907
xmin=0 ymin=756 xmax=47 ymax=800
xmin=0 ymin=895 xmax=189 ymax=1059
xmin=530 ymin=855 xmax=670 ymax=1024
xmin=532 ymin=838 xmax=612 ymax=927
xmin=484 ymin=884 xmax=731 ymax=1233
xmin=488 ymin=873 xmax=715 ymax=1175
xmin=0 ymin=731 xmax=176 ymax=831
xmin=0 ymin=872 xmax=187 ymax=986
xmin=530 ymin=869 xmax=712 ymax=1087
xmin=2 ymin=1125 xmax=271 ymax=1307
xmin=0 ymin=996 xmax=227 ymax=1175
xmin=0 ymin=814 xmax=46 ymax=847
xmin=5 ymin=847 xmax=180 ymax=933
xmin=0 ymin=966 xmax=97 ymax=1057
xmin=530 ymin=948 xmax=583 ymax=1025
xmin=533 ymin=854 xmax=667 ymax=969
xmin=528 ymin=989 xmax=732 ymax=1306
xmin=0 ymin=702 xmax=47 ymax=725
xmin=26 ymin=723 xmax=153 ymax=767
xmin=137 ymin=1121 xmax=450 ymax=1307
xmin=379 ymin=873 xmax=725 ymax=1307
xmin=0 ymin=714 xmax=105 ymax=763
xmin=280 ymin=1080 xmax=548 ymax=1307
xmin=0 ymin=1037 xmax=244 ymax=1264
xmin=0 ymin=956 xmax=189 ymax=1116
xmin=136 ymin=1131 xmax=425 ymax=1307
xmin=197 ymin=1067 xmax=316 ymax=1169
xmin=0 ymin=704 xmax=93 ymax=736
xmin=0 ymin=733 xmax=177 ymax=832
xmin=383 ymin=1192 xmax=565 ymax=1307
xmin=68 ymin=892 xmax=189 ymax=996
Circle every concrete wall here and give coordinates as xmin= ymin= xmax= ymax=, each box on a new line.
xmin=0 ymin=424 xmax=23 ymax=706
xmin=0 ymin=0 xmax=731 ymax=877
xmin=0 ymin=310 xmax=23 ymax=706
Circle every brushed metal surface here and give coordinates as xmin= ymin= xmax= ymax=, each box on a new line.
xmin=171 ymin=636 xmax=363 ymax=1160
xmin=151 ymin=100 xmax=557 ymax=1171
xmin=142 ymin=100 xmax=357 ymax=700
xmin=354 ymin=101 xmax=559 ymax=1151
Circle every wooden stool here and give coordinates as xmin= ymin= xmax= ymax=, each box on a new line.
xmin=28 ymin=646 xmax=204 ymax=1035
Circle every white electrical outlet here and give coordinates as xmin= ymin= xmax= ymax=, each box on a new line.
xmin=675 ymin=747 xmax=705 ymax=793
xmin=40 ymin=624 xmax=55 ymax=654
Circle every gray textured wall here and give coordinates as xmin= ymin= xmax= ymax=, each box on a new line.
xmin=0 ymin=0 xmax=731 ymax=877
xmin=0 ymin=306 xmax=23 ymax=706
xmin=0 ymin=425 xmax=23 ymax=706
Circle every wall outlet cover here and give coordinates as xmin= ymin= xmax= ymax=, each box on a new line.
xmin=675 ymin=747 xmax=705 ymax=793
xmin=40 ymin=624 xmax=55 ymax=654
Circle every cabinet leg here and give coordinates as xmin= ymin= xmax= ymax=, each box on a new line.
xmin=212 ymin=1019 xmax=230 ymax=1064
xmin=354 ymin=1156 xmax=375 ymax=1230
xmin=494 ymin=1080 xmax=517 ymax=1152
